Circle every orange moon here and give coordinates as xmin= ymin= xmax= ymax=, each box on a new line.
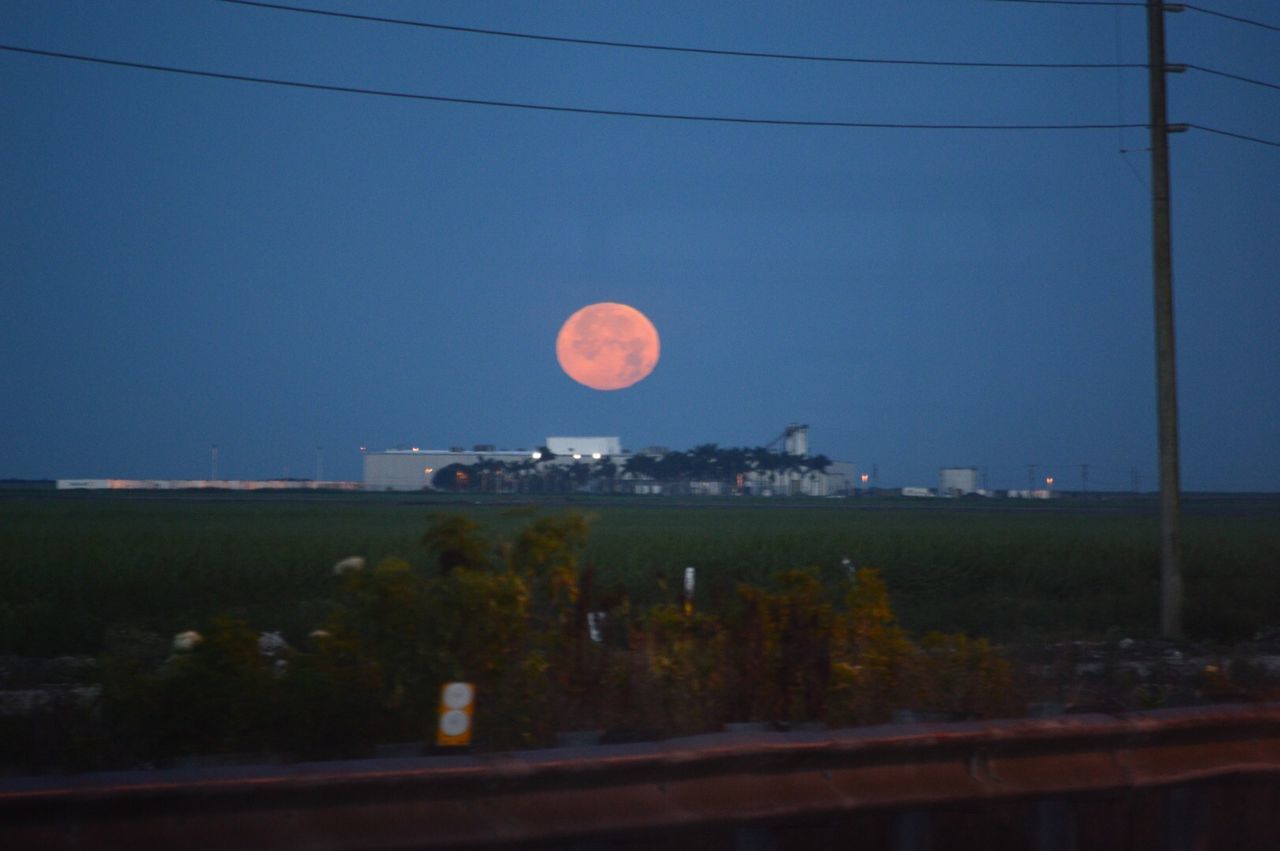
xmin=556 ymin=302 xmax=660 ymax=391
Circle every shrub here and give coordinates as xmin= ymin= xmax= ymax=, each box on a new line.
xmin=86 ymin=512 xmax=1018 ymax=764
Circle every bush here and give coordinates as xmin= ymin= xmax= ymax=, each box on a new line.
xmin=82 ymin=512 xmax=1017 ymax=765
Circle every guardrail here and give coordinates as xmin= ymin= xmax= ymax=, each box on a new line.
xmin=4 ymin=702 xmax=1279 ymax=849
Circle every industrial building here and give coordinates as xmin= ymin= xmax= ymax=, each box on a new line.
xmin=939 ymin=467 xmax=980 ymax=497
xmin=362 ymin=438 xmax=629 ymax=492
xmin=362 ymin=447 xmax=536 ymax=491
xmin=363 ymin=426 xmax=859 ymax=496
xmin=545 ymin=436 xmax=621 ymax=458
xmin=55 ymin=427 xmax=859 ymax=495
xmin=55 ymin=479 xmax=361 ymax=491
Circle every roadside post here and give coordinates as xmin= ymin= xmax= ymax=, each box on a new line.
xmin=436 ymin=682 xmax=475 ymax=748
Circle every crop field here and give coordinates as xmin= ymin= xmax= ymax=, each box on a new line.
xmin=2 ymin=489 xmax=1279 ymax=657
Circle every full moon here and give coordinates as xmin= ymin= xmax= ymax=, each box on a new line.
xmin=556 ymin=302 xmax=660 ymax=391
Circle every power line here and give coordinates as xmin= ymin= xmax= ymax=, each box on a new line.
xmin=981 ymin=2 xmax=1280 ymax=94
xmin=1187 ymin=123 xmax=1280 ymax=147
xmin=221 ymin=3 xmax=1280 ymax=98
xmin=5 ymin=43 xmax=1275 ymax=145
xmin=988 ymin=0 xmax=1280 ymax=32
xmin=0 ymin=42 xmax=1149 ymax=132
xmin=1112 ymin=5 xmax=1149 ymax=183
xmin=1181 ymin=4 xmax=1280 ymax=33
xmin=220 ymin=0 xmax=1143 ymax=70
xmin=1184 ymin=64 xmax=1280 ymax=92
xmin=985 ymin=1 xmax=1144 ymax=6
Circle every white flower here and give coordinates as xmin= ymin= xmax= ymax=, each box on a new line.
xmin=173 ymin=630 xmax=203 ymax=652
xmin=333 ymin=555 xmax=366 ymax=575
xmin=308 ymin=629 xmax=332 ymax=641
xmin=257 ymin=631 xmax=290 ymax=656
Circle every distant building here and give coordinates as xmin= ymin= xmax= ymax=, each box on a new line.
xmin=362 ymin=447 xmax=533 ymax=491
xmin=55 ymin=479 xmax=360 ymax=491
xmin=545 ymin=436 xmax=621 ymax=458
xmin=739 ymin=460 xmax=852 ymax=498
xmin=782 ymin=424 xmax=809 ymax=457
xmin=1006 ymin=489 xmax=1053 ymax=499
xmin=901 ymin=486 xmax=936 ymax=498
xmin=362 ymin=437 xmax=625 ymax=491
xmin=362 ymin=428 xmax=857 ymax=496
xmin=939 ymin=467 xmax=980 ymax=497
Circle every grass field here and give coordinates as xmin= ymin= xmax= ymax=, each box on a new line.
xmin=2 ymin=489 xmax=1278 ymax=656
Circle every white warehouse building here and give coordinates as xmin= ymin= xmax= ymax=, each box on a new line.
xmin=363 ymin=447 xmax=535 ymax=491
xmin=362 ymin=437 xmax=629 ymax=491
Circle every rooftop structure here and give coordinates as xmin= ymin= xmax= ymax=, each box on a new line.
xmin=545 ymin=436 xmax=622 ymax=458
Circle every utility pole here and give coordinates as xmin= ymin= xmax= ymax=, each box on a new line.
xmin=210 ymin=444 xmax=219 ymax=481
xmin=1080 ymin=463 xmax=1090 ymax=494
xmin=1026 ymin=463 xmax=1038 ymax=495
xmin=1147 ymin=0 xmax=1184 ymax=638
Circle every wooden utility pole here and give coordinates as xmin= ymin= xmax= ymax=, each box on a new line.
xmin=1146 ymin=0 xmax=1183 ymax=638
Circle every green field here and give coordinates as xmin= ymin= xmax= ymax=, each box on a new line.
xmin=3 ymin=490 xmax=1279 ymax=656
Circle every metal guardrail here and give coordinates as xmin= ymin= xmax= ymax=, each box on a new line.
xmin=3 ymin=702 xmax=1280 ymax=849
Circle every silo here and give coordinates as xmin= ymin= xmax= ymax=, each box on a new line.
xmin=783 ymin=424 xmax=809 ymax=456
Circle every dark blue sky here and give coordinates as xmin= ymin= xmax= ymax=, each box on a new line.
xmin=3 ymin=1 xmax=1277 ymax=490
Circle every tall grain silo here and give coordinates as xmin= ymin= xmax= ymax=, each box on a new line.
xmin=783 ymin=423 xmax=809 ymax=456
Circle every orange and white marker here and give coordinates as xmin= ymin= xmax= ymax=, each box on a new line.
xmin=436 ymin=682 xmax=475 ymax=747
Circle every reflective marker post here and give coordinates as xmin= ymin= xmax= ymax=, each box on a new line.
xmin=436 ymin=681 xmax=475 ymax=748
